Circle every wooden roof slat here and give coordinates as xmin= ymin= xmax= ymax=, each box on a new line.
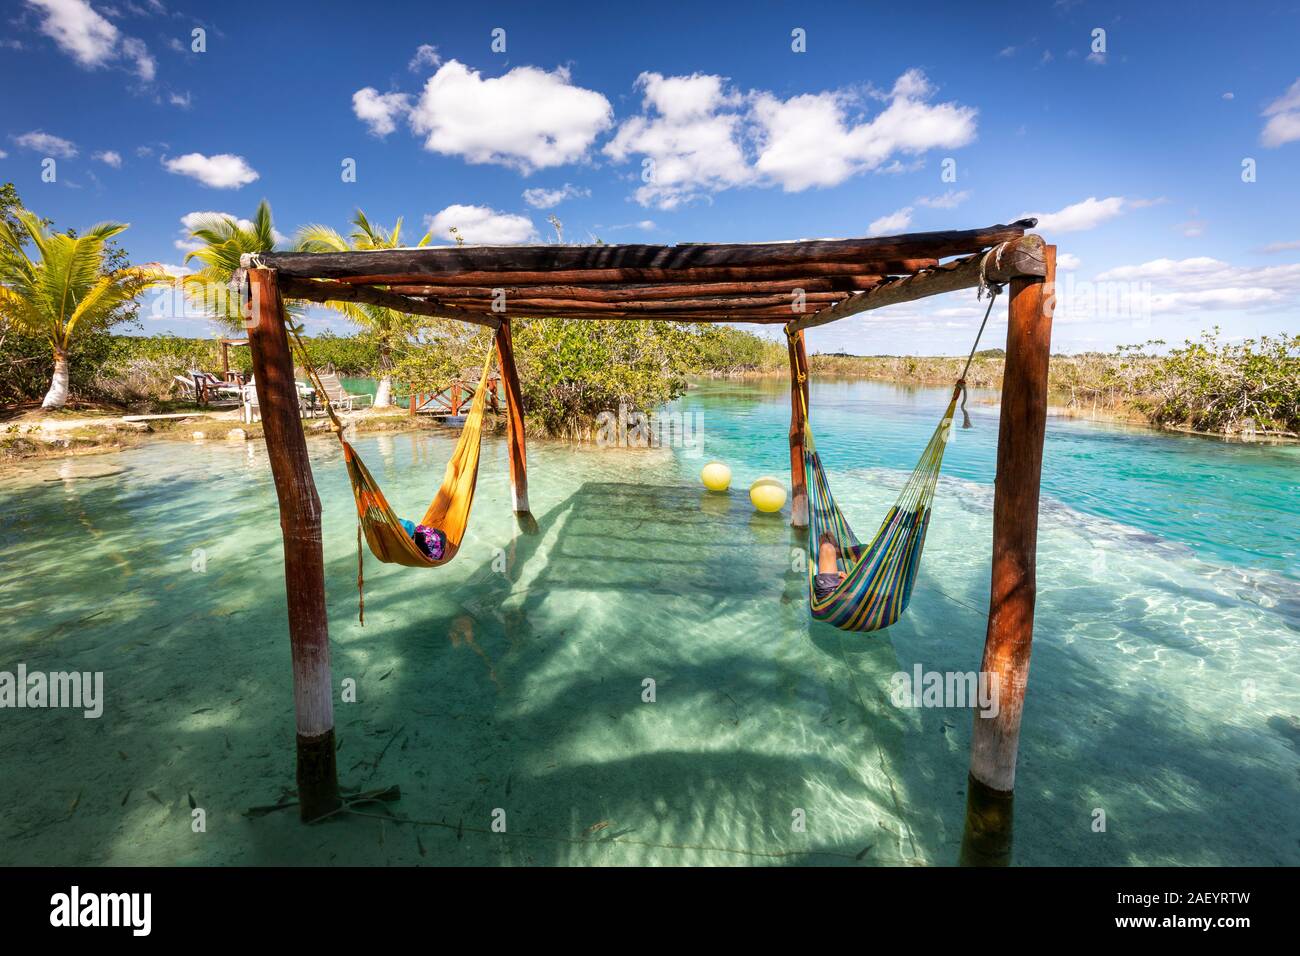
xmin=251 ymin=220 xmax=1048 ymax=328
xmin=255 ymin=220 xmax=1034 ymax=282
xmin=786 ymin=235 xmax=1048 ymax=334
xmin=422 ymin=305 xmax=809 ymax=319
xmin=277 ymin=276 xmax=500 ymax=329
xmin=326 ymin=260 xmax=934 ymax=287
xmin=385 ymin=276 xmax=885 ymax=299
xmin=424 ymin=294 xmax=847 ymax=312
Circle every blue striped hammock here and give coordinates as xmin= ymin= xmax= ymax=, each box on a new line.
xmin=804 ymin=390 xmax=959 ymax=632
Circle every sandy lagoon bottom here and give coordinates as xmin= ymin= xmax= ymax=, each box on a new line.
xmin=1 ymin=379 xmax=1297 ymax=866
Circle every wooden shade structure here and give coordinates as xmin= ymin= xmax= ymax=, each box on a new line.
xmin=219 ymin=337 xmax=248 ymax=380
xmin=258 ymin=218 xmax=1041 ymax=325
xmin=239 ymin=218 xmax=1057 ymax=860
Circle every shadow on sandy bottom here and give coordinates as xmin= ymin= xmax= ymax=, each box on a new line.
xmin=3 ymin=478 xmax=1295 ymax=866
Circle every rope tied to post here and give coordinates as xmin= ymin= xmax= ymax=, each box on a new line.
xmin=955 ymin=243 xmax=1008 ymax=429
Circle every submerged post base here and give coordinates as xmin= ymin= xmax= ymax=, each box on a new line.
xmin=959 ymin=772 xmax=1014 ymax=867
xmin=296 ymin=730 xmax=343 ymax=822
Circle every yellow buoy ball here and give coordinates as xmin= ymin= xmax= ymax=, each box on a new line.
xmin=749 ymin=477 xmax=787 ymax=513
xmin=701 ymin=461 xmax=732 ymax=492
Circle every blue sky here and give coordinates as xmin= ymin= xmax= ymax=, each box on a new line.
xmin=2 ymin=0 xmax=1298 ymax=354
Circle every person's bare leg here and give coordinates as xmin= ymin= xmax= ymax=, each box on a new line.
xmin=818 ymin=533 xmax=842 ymax=576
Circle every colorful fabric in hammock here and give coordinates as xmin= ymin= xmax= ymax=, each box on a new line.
xmin=340 ymin=350 xmax=495 ymax=569
xmin=804 ymin=392 xmax=958 ymax=632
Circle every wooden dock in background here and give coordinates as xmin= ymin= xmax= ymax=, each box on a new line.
xmin=408 ymin=370 xmax=502 ymax=418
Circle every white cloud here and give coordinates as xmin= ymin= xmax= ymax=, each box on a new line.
xmin=408 ymin=60 xmax=612 ymax=172
xmin=606 ymin=68 xmax=976 ymax=208
xmin=522 ymin=183 xmax=591 ymax=208
xmin=25 ymin=0 xmax=155 ymax=81
xmin=424 ymin=204 xmax=538 ymax=245
xmin=163 ymin=152 xmax=259 ymax=189
xmin=93 ymin=149 xmax=122 ymax=167
xmin=1022 ymin=196 xmax=1126 ymax=232
xmin=1260 ymin=78 xmax=1300 ymax=147
xmin=168 ymin=91 xmax=192 ymax=108
xmin=867 ymin=207 xmax=913 ymax=237
xmin=1222 ymin=92 xmax=1234 ymax=101
xmin=0 ymin=150 xmax=7 ymax=159
xmin=352 ymin=88 xmax=411 ymax=137
xmin=1095 ymin=256 xmax=1300 ymax=314
xmin=755 ymin=70 xmax=977 ymax=192
xmin=603 ymin=72 xmax=751 ymax=209
xmin=916 ymin=189 xmax=969 ymax=209
xmin=120 ymin=35 xmax=154 ymax=81
xmin=1260 ymin=239 xmax=1300 ymax=253
xmin=26 ymin=0 xmax=116 ymax=66
xmin=1098 ymin=257 xmax=1236 ymax=282
xmin=876 ymin=158 xmax=926 ymax=175
xmin=600 ymin=220 xmax=658 ymax=233
xmin=14 ymin=130 xmax=78 ymax=158
xmin=408 ymin=44 xmax=440 ymax=72
xmin=1056 ymin=252 xmax=1081 ymax=270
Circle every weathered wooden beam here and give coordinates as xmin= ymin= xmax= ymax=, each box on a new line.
xmin=431 ymin=293 xmax=846 ymax=313
xmin=243 ymin=268 xmax=342 ymax=823
xmin=961 ymin=244 xmax=1057 ymax=866
xmin=257 ymin=221 xmax=1035 ymax=281
xmin=785 ymin=235 xmax=1048 ymax=335
xmin=386 ymin=276 xmax=886 ymax=300
xmin=426 ymin=307 xmax=809 ymax=321
xmin=495 ymin=320 xmax=530 ymax=516
xmin=788 ymin=329 xmax=811 ymax=528
xmin=277 ymin=275 xmax=502 ymax=329
xmin=279 ymin=274 xmax=825 ymax=323
xmin=329 ymin=260 xmax=937 ymax=287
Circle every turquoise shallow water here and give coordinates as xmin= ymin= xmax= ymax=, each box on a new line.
xmin=0 ymin=378 xmax=1297 ymax=865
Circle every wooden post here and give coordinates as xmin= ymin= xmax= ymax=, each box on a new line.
xmin=961 ymin=245 xmax=1056 ymax=865
xmin=244 ymin=268 xmax=342 ymax=823
xmin=787 ymin=328 xmax=810 ymax=528
xmin=495 ymin=319 xmax=530 ymax=515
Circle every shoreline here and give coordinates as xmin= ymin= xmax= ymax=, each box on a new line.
xmin=690 ymin=373 xmax=1299 ymax=445
xmin=4 ymin=377 xmax=1294 ymax=473
xmin=0 ymin=405 xmax=484 ymax=473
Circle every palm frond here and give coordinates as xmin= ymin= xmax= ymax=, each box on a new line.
xmin=65 ymin=265 xmax=166 ymax=342
xmin=294 ymin=224 xmax=350 ymax=254
xmin=0 ymin=214 xmax=148 ymax=350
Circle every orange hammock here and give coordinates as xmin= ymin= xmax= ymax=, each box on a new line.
xmin=292 ymin=330 xmax=494 ymax=622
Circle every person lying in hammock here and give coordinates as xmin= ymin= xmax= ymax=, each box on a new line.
xmin=815 ymin=532 xmax=849 ymax=600
xmin=399 ymin=519 xmax=446 ymax=561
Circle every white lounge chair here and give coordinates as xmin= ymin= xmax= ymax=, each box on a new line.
xmin=313 ymin=370 xmax=366 ymax=412
xmin=241 ymin=378 xmax=318 ymax=423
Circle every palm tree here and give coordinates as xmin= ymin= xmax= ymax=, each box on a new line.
xmin=0 ymin=210 xmax=159 ymax=409
xmin=182 ymin=200 xmax=281 ymax=331
xmin=295 ymin=211 xmax=432 ymax=407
